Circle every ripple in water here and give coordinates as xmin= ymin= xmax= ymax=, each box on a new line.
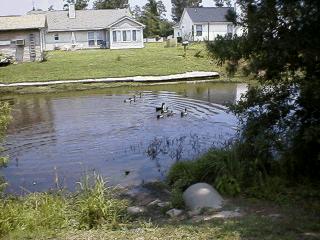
xmin=0 ymin=82 xmax=246 ymax=193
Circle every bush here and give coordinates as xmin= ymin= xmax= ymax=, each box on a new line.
xmin=167 ymin=147 xmax=243 ymax=199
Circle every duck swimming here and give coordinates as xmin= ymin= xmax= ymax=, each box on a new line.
xmin=167 ymin=110 xmax=175 ymax=117
xmin=181 ymin=108 xmax=188 ymax=117
xmin=156 ymin=103 xmax=165 ymax=112
xmin=157 ymin=110 xmax=165 ymax=119
xmin=124 ymin=95 xmax=136 ymax=103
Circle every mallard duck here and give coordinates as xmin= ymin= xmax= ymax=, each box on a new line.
xmin=181 ymin=108 xmax=188 ymax=117
xmin=156 ymin=103 xmax=165 ymax=112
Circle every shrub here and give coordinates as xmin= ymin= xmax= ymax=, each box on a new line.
xmin=167 ymin=147 xmax=243 ymax=198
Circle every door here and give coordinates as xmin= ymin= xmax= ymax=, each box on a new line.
xmin=15 ymin=46 xmax=24 ymax=62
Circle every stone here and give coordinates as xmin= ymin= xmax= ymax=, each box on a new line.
xmin=166 ymin=208 xmax=183 ymax=217
xmin=148 ymin=199 xmax=162 ymax=206
xmin=203 ymin=211 xmax=242 ymax=220
xmin=127 ymin=206 xmax=145 ymax=215
xmin=187 ymin=208 xmax=202 ymax=217
xmin=157 ymin=201 xmax=170 ymax=208
xmin=182 ymin=183 xmax=223 ymax=211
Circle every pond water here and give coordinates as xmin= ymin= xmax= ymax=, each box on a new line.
xmin=0 ymin=82 xmax=247 ymax=193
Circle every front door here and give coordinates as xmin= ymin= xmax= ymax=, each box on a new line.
xmin=15 ymin=46 xmax=24 ymax=62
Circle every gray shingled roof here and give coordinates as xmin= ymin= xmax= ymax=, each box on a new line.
xmin=0 ymin=15 xmax=46 ymax=31
xmin=185 ymin=7 xmax=233 ymax=23
xmin=43 ymin=9 xmax=131 ymax=31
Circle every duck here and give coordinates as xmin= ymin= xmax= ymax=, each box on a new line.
xmin=124 ymin=95 xmax=136 ymax=103
xmin=181 ymin=108 xmax=188 ymax=117
xmin=162 ymin=106 xmax=169 ymax=113
xmin=167 ymin=110 xmax=175 ymax=117
xmin=156 ymin=103 xmax=165 ymax=112
xmin=157 ymin=114 xmax=164 ymax=119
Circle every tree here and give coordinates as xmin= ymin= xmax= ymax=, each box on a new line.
xmin=93 ymin=0 xmax=129 ymax=9
xmin=207 ymin=0 xmax=320 ymax=181
xmin=48 ymin=5 xmax=54 ymax=11
xmin=132 ymin=5 xmax=142 ymax=20
xmin=139 ymin=0 xmax=169 ymax=37
xmin=171 ymin=0 xmax=202 ymax=22
xmin=214 ymin=0 xmax=231 ymax=7
xmin=63 ymin=0 xmax=89 ymax=10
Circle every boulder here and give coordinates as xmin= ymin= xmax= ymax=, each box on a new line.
xmin=127 ymin=206 xmax=145 ymax=215
xmin=166 ymin=208 xmax=183 ymax=217
xmin=182 ymin=183 xmax=223 ymax=211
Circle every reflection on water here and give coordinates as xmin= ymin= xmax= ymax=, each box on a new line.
xmin=0 ymin=82 xmax=246 ymax=193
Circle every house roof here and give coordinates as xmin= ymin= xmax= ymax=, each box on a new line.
xmin=185 ymin=7 xmax=233 ymax=23
xmin=0 ymin=15 xmax=46 ymax=31
xmin=34 ymin=9 xmax=132 ymax=32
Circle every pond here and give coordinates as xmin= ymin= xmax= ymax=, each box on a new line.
xmin=0 ymin=82 xmax=247 ymax=193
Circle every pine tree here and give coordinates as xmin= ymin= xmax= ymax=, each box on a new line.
xmin=93 ymin=0 xmax=129 ymax=9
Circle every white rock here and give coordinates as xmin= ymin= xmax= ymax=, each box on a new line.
xmin=166 ymin=208 xmax=183 ymax=217
xmin=157 ymin=201 xmax=170 ymax=208
xmin=182 ymin=183 xmax=223 ymax=211
xmin=187 ymin=208 xmax=202 ymax=217
xmin=148 ymin=199 xmax=162 ymax=206
xmin=127 ymin=206 xmax=145 ymax=215
xmin=203 ymin=211 xmax=242 ymax=220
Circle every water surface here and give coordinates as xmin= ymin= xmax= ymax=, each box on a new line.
xmin=0 ymin=82 xmax=247 ymax=193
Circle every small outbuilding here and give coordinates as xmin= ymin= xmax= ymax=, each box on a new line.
xmin=0 ymin=15 xmax=47 ymax=62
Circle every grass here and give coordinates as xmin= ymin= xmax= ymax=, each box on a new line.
xmin=0 ymin=43 xmax=229 ymax=84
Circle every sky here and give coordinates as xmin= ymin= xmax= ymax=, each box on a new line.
xmin=0 ymin=0 xmax=220 ymax=20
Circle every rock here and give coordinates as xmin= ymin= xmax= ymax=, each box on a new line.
xmin=127 ymin=206 xmax=145 ymax=215
xmin=148 ymin=199 xmax=162 ymax=206
xmin=203 ymin=211 xmax=242 ymax=220
xmin=187 ymin=208 xmax=202 ymax=217
xmin=166 ymin=208 xmax=183 ymax=217
xmin=182 ymin=183 xmax=223 ymax=211
xmin=157 ymin=201 xmax=170 ymax=208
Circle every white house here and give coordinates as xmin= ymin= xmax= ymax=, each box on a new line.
xmin=174 ymin=7 xmax=235 ymax=41
xmin=29 ymin=5 xmax=145 ymax=50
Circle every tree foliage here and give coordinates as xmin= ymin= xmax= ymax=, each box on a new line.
xmin=135 ymin=0 xmax=173 ymax=37
xmin=207 ymin=0 xmax=320 ymax=181
xmin=63 ymin=0 xmax=89 ymax=10
xmin=93 ymin=0 xmax=129 ymax=9
xmin=171 ymin=0 xmax=202 ymax=22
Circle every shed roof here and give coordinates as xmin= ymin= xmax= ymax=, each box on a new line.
xmin=0 ymin=14 xmax=46 ymax=31
xmin=185 ymin=7 xmax=233 ymax=23
xmin=38 ymin=9 xmax=132 ymax=31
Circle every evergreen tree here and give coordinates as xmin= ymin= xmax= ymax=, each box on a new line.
xmin=207 ymin=0 xmax=320 ymax=181
xmin=171 ymin=0 xmax=202 ymax=22
xmin=93 ymin=0 xmax=129 ymax=9
xmin=63 ymin=0 xmax=89 ymax=10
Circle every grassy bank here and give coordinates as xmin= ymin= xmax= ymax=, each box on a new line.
xmin=0 ymin=43 xmax=229 ymax=84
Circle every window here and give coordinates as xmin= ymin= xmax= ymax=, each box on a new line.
xmin=113 ymin=31 xmax=117 ymax=42
xmin=122 ymin=31 xmax=127 ymax=41
xmin=97 ymin=31 xmax=104 ymax=46
xmin=54 ymin=33 xmax=59 ymax=41
xmin=196 ymin=25 xmax=202 ymax=36
xmin=88 ymin=31 xmax=95 ymax=46
xmin=136 ymin=30 xmax=141 ymax=41
xmin=132 ymin=30 xmax=136 ymax=41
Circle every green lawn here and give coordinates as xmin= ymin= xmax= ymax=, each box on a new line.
xmin=0 ymin=43 xmax=224 ymax=83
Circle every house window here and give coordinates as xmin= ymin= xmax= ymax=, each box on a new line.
xmin=136 ymin=30 xmax=141 ymax=41
xmin=97 ymin=31 xmax=104 ymax=46
xmin=113 ymin=31 xmax=117 ymax=42
xmin=88 ymin=31 xmax=95 ymax=46
xmin=122 ymin=31 xmax=127 ymax=41
xmin=196 ymin=25 xmax=202 ymax=36
xmin=54 ymin=33 xmax=59 ymax=41
xmin=132 ymin=30 xmax=136 ymax=41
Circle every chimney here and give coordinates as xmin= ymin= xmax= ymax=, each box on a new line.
xmin=69 ymin=4 xmax=76 ymax=19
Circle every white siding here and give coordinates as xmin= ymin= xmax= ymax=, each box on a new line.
xmin=46 ymin=30 xmax=107 ymax=50
xmin=179 ymin=11 xmax=194 ymax=41
xmin=109 ymin=18 xmax=144 ymax=50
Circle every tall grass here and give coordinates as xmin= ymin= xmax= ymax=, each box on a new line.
xmin=0 ymin=174 xmax=129 ymax=238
